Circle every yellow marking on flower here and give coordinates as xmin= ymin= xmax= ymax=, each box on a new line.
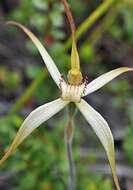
xmin=68 ymin=37 xmax=83 ymax=85
xmin=67 ymin=68 xmax=83 ymax=86
xmin=71 ymin=38 xmax=80 ymax=70
xmin=62 ymin=0 xmax=83 ymax=85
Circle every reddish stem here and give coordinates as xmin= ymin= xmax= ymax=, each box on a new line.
xmin=61 ymin=0 xmax=76 ymax=38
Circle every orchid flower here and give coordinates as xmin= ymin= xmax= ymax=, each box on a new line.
xmin=0 ymin=1 xmax=133 ymax=190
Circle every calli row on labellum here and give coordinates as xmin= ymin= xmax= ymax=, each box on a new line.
xmin=0 ymin=1 xmax=133 ymax=190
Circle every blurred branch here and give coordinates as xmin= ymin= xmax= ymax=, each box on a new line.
xmin=85 ymin=0 xmax=130 ymax=47
xmin=9 ymin=70 xmax=48 ymax=115
xmin=86 ymin=7 xmax=116 ymax=46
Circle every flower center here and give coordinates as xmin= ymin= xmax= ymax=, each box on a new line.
xmin=60 ymin=78 xmax=85 ymax=103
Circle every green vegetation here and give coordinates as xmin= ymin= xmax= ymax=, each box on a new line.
xmin=0 ymin=0 xmax=133 ymax=189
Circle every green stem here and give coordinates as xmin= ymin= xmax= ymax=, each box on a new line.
xmin=66 ymin=138 xmax=75 ymax=190
xmin=85 ymin=5 xmax=117 ymax=47
xmin=9 ymin=70 xmax=47 ymax=115
xmin=9 ymin=0 xmax=115 ymax=115
xmin=65 ymin=106 xmax=76 ymax=190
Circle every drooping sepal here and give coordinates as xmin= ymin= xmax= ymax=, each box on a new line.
xmin=76 ymin=99 xmax=121 ymax=190
xmin=0 ymin=98 xmax=68 ymax=165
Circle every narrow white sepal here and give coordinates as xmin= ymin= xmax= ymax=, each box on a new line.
xmin=17 ymin=98 xmax=68 ymax=143
xmin=76 ymin=99 xmax=114 ymax=157
xmin=83 ymin=67 xmax=133 ymax=96
xmin=0 ymin=98 xmax=69 ymax=164
xmin=76 ymin=99 xmax=121 ymax=190
xmin=7 ymin=21 xmax=61 ymax=87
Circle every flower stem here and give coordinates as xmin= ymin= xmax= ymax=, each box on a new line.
xmin=66 ymin=138 xmax=76 ymax=190
xmin=65 ymin=116 xmax=76 ymax=190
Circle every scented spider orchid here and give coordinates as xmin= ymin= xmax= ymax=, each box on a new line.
xmin=0 ymin=1 xmax=133 ymax=190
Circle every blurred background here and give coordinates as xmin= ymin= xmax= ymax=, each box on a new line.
xmin=0 ymin=0 xmax=133 ymax=189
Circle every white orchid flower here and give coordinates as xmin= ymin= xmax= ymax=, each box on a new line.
xmin=0 ymin=1 xmax=133 ymax=190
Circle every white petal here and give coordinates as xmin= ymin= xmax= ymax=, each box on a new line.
xmin=76 ymin=99 xmax=121 ymax=190
xmin=0 ymin=98 xmax=68 ymax=165
xmin=84 ymin=67 xmax=133 ymax=96
xmin=76 ymin=99 xmax=114 ymax=156
xmin=7 ymin=21 xmax=61 ymax=87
